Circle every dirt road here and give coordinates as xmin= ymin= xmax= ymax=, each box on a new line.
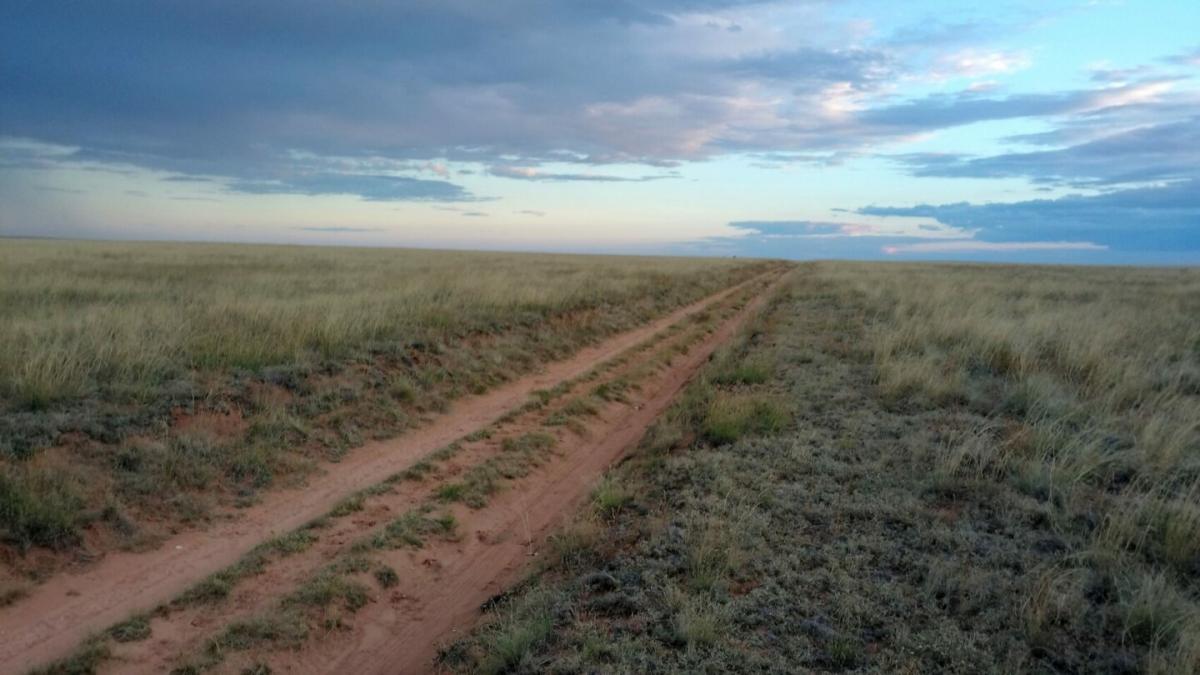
xmin=271 ymin=274 xmax=785 ymax=675
xmin=1 ymin=270 xmax=781 ymax=673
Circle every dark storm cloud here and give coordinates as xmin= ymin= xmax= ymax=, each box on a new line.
xmin=0 ymin=0 xmax=890 ymax=195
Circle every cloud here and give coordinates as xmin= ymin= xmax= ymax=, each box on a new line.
xmin=1165 ymin=46 xmax=1200 ymax=67
xmin=33 ymin=185 xmax=85 ymax=194
xmin=5 ymin=0 xmax=1141 ymax=184
xmin=730 ymin=213 xmax=969 ymax=239
xmin=890 ymin=116 xmax=1200 ymax=187
xmin=928 ymin=49 xmax=1031 ymax=80
xmin=162 ymin=175 xmax=216 ymax=183
xmin=856 ymin=79 xmax=1181 ymax=135
xmin=730 ymin=220 xmax=883 ymax=237
xmin=860 ymin=179 xmax=1200 ymax=253
xmin=487 ymin=166 xmax=674 ymax=182
xmin=294 ymin=226 xmax=382 ymax=232
xmin=882 ymin=240 xmax=1105 ymax=255
xmin=3 ymin=0 xmax=829 ymax=181
xmin=4 ymin=1 xmax=1195 ymax=190
xmin=0 ymin=137 xmax=77 ymax=169
xmin=1089 ymin=64 xmax=1154 ymax=84
xmin=227 ymin=173 xmax=475 ymax=202
xmin=723 ymin=47 xmax=888 ymax=85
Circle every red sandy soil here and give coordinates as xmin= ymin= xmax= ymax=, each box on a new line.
xmin=263 ymin=275 xmax=784 ymax=675
xmin=0 ymin=271 xmax=779 ymax=674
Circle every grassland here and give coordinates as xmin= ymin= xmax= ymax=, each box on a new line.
xmin=446 ymin=262 xmax=1200 ymax=674
xmin=0 ymin=240 xmax=767 ymax=573
xmin=17 ymin=266 xmax=776 ymax=675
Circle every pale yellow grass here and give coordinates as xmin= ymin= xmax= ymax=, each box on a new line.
xmin=1 ymin=239 xmax=756 ymax=408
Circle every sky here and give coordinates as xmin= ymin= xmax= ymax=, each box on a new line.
xmin=1 ymin=1 xmax=1198 ymax=263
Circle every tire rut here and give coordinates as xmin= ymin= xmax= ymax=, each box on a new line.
xmin=1 ymin=269 xmax=782 ymax=673
xmin=101 ymin=279 xmax=764 ymax=673
xmin=222 ymin=273 xmax=786 ymax=674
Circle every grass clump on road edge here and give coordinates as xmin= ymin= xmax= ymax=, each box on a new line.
xmin=592 ymin=476 xmax=633 ymax=519
xmin=0 ymin=467 xmax=83 ymax=551
xmin=700 ymin=393 xmax=787 ymax=444
xmin=29 ymin=636 xmax=111 ymax=675
xmin=109 ymin=614 xmax=152 ymax=643
xmin=437 ymin=432 xmax=558 ymax=509
xmin=374 ymin=565 xmax=400 ymax=589
xmin=175 ymin=530 xmax=319 ymax=607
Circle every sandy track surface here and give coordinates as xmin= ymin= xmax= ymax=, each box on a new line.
xmin=108 ymin=270 xmax=783 ymax=674
xmin=288 ymin=277 xmax=783 ymax=675
xmin=1 ymin=271 xmax=778 ymax=674
xmin=309 ymin=284 xmax=782 ymax=672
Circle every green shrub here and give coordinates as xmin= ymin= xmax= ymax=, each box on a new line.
xmin=501 ymin=432 xmax=556 ymax=454
xmin=711 ymin=358 xmax=773 ymax=386
xmin=702 ymin=394 xmax=788 ymax=444
xmin=592 ymin=476 xmax=632 ymax=518
xmin=0 ymin=468 xmax=83 ymax=550
xmin=110 ymin=615 xmax=152 ymax=642
xmin=374 ymin=565 xmax=400 ymax=588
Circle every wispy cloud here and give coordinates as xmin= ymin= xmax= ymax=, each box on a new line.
xmin=1165 ymin=46 xmax=1200 ymax=67
xmin=860 ymin=179 xmax=1200 ymax=254
xmin=227 ymin=174 xmax=475 ymax=202
xmin=928 ymin=49 xmax=1031 ymax=80
xmin=882 ymin=240 xmax=1106 ymax=255
xmin=888 ymin=115 xmax=1200 ymax=187
xmin=487 ymin=166 xmax=675 ymax=182
xmin=33 ymin=185 xmax=85 ymax=194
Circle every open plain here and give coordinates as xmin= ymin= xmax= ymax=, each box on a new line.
xmin=3 ymin=247 xmax=1198 ymax=674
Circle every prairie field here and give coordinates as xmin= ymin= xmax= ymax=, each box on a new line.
xmin=0 ymin=240 xmax=767 ymax=564
xmin=5 ymin=251 xmax=1200 ymax=675
xmin=447 ymin=262 xmax=1200 ymax=674
xmin=1 ymin=240 xmax=759 ymax=410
